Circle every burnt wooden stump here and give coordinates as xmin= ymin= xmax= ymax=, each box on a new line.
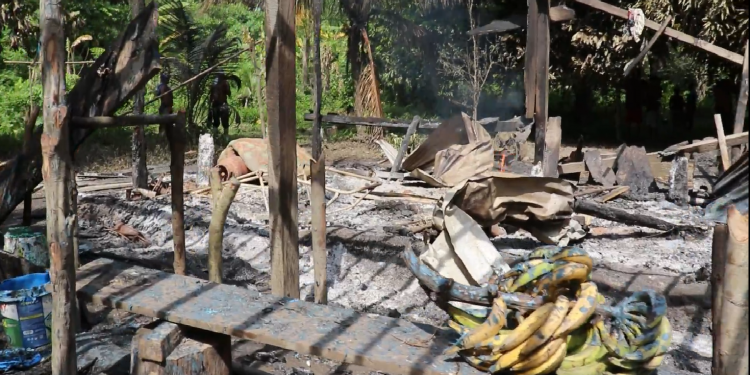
xmin=131 ymin=320 xmax=231 ymax=375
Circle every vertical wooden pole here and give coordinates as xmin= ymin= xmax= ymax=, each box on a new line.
xmin=524 ymin=0 xmax=538 ymax=119
xmin=40 ymin=0 xmax=77 ymax=372
xmin=542 ymin=116 xmax=561 ymax=177
xmin=22 ymin=104 xmax=40 ymax=227
xmin=533 ymin=0 xmax=550 ymax=165
xmin=266 ymin=0 xmax=300 ymax=298
xmin=714 ymin=114 xmax=731 ymax=171
xmin=718 ymin=207 xmax=749 ymax=375
xmin=732 ymin=42 xmax=749 ymax=162
xmin=167 ymin=111 xmax=187 ymax=275
xmin=310 ymin=0 xmax=327 ymax=304
xmin=712 ymin=223 xmax=728 ymax=375
xmin=208 ymin=176 xmax=240 ymax=284
xmin=130 ymin=0 xmax=148 ymax=189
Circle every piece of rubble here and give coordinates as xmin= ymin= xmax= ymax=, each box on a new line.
xmin=613 ymin=146 xmax=656 ymax=196
xmin=584 ymin=150 xmax=616 ymax=187
xmin=668 ymin=156 xmax=689 ymax=205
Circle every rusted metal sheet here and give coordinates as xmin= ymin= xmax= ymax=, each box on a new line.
xmin=75 ymin=258 xmax=485 ymax=375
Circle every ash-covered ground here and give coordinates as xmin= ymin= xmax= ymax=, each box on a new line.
xmin=10 ymin=145 xmax=723 ymax=375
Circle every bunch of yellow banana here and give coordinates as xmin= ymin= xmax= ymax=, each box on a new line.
xmin=439 ymin=246 xmax=672 ymax=375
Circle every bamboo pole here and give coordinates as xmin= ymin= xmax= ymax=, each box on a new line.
xmin=717 ymin=206 xmax=749 ymax=375
xmin=40 ymin=0 xmax=78 ymax=372
xmin=166 ymin=111 xmax=187 ymax=275
xmin=208 ymin=176 xmax=240 ymax=283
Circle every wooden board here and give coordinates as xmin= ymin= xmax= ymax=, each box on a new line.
xmin=74 ymin=259 xmax=482 ymax=375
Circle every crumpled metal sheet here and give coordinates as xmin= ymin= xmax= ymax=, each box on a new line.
xmin=705 ymin=151 xmax=749 ymax=223
xmin=217 ymin=138 xmax=313 ymax=176
xmin=433 ymin=172 xmax=576 ymax=245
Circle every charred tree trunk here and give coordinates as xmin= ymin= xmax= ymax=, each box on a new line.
xmin=22 ymin=105 xmax=40 ymax=227
xmin=130 ymin=0 xmax=149 ymax=189
xmin=40 ymin=0 xmax=77 ymax=372
xmin=0 ymin=3 xmax=160 ymax=225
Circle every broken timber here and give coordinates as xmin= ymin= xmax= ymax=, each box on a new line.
xmin=302 ymin=113 xmax=528 ymax=134
xmin=558 ymin=132 xmax=749 ymax=175
xmin=75 ymin=258 xmax=484 ymax=375
xmin=71 ymin=114 xmax=179 ymax=128
xmin=467 ymin=5 xmax=575 ymax=35
xmin=623 ymin=16 xmax=672 ymax=77
xmin=0 ymin=3 xmax=160 ymax=224
xmin=574 ymin=0 xmax=744 ymax=65
xmin=573 ymin=199 xmax=700 ymax=232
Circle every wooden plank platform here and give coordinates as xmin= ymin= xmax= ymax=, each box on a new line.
xmin=74 ymin=258 xmax=483 ymax=375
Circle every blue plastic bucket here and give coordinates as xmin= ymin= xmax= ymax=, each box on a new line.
xmin=0 ymin=273 xmax=52 ymax=351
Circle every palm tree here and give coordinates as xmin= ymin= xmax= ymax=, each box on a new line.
xmin=160 ymin=0 xmax=244 ymax=141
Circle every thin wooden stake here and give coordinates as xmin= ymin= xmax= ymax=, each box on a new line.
xmin=266 ymin=0 xmax=300 ymax=299
xmin=22 ymin=105 xmax=40 ymax=227
xmin=208 ymin=177 xmax=240 ymax=283
xmin=40 ymin=0 xmax=77 ymax=371
xmin=311 ymin=0 xmax=327 ymax=305
xmin=714 ymin=114 xmax=731 ymax=171
xmin=167 ymin=112 xmax=187 ymax=275
xmin=390 ymin=116 xmax=421 ymax=180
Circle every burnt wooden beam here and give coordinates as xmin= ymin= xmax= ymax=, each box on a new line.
xmin=0 ymin=2 xmax=160 ymax=225
xmin=311 ymin=0 xmax=327 ymax=305
xmin=574 ymin=0 xmax=743 ymax=64
xmin=573 ymin=199 xmax=701 ymax=232
xmin=468 ymin=5 xmax=575 ymax=36
xmin=533 ymin=0 xmax=551 ymax=164
xmin=733 ymin=42 xmax=749 ymax=162
xmin=72 ymin=114 xmax=179 ymax=128
xmin=166 ymin=112 xmax=187 ymax=276
xmin=40 ymin=0 xmax=77 ymax=372
xmin=266 ymin=0 xmax=300 ymax=299
xmin=623 ymin=16 xmax=672 ymax=77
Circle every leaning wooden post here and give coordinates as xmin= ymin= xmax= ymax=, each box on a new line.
xmin=310 ymin=0 xmax=327 ymax=304
xmin=717 ymin=206 xmax=749 ymax=375
xmin=524 ymin=0 xmax=539 ymax=119
xmin=390 ymin=116 xmax=421 ymax=180
xmin=712 ymin=223 xmax=728 ymax=375
xmin=130 ymin=0 xmax=148 ymax=189
xmin=166 ymin=111 xmax=187 ymax=275
xmin=532 ymin=0 xmax=551 ymax=165
xmin=732 ymin=41 xmax=749 ymax=162
xmin=40 ymin=0 xmax=77 ymax=372
xmin=266 ymin=0 xmax=300 ymax=298
xmin=208 ymin=175 xmax=240 ymax=283
xmin=623 ymin=16 xmax=671 ymax=77
xmin=22 ymin=104 xmax=40 ymax=226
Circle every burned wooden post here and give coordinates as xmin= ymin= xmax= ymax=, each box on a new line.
xmin=166 ymin=111 xmax=187 ymax=275
xmin=197 ymin=134 xmax=215 ymax=187
xmin=531 ymin=0 xmax=551 ymax=165
xmin=733 ymin=42 xmax=749 ymax=162
xmin=717 ymin=206 xmax=749 ymax=375
xmin=712 ymin=223 xmax=728 ymax=375
xmin=311 ymin=0 xmax=327 ymax=304
xmin=266 ymin=0 xmax=300 ymax=298
xmin=40 ymin=0 xmax=77 ymax=372
xmin=542 ymin=116 xmax=561 ymax=177
xmin=714 ymin=114 xmax=731 ymax=171
xmin=130 ymin=0 xmax=148 ymax=190
xmin=208 ymin=175 xmax=240 ymax=283
xmin=668 ymin=156 xmax=689 ymax=204
xmin=22 ymin=105 xmax=40 ymax=226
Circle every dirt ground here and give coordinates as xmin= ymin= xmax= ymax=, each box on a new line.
xmin=4 ymin=140 xmax=720 ymax=375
